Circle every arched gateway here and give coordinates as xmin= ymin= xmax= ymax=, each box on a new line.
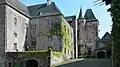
xmin=25 ymin=59 xmax=38 ymax=67
xmin=97 ymin=51 xmax=105 ymax=58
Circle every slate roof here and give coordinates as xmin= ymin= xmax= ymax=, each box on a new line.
xmin=84 ymin=9 xmax=97 ymax=21
xmin=78 ymin=7 xmax=84 ymax=20
xmin=27 ymin=2 xmax=61 ymax=17
xmin=65 ymin=15 xmax=76 ymax=21
xmin=101 ymin=32 xmax=111 ymax=42
xmin=0 ymin=0 xmax=30 ymax=18
xmin=96 ymin=32 xmax=111 ymax=51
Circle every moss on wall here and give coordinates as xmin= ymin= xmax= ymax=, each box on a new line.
xmin=52 ymin=51 xmax=64 ymax=58
xmin=61 ymin=16 xmax=72 ymax=51
xmin=19 ymin=49 xmax=51 ymax=59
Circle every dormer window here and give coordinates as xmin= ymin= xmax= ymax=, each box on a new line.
xmin=38 ymin=12 xmax=42 ymax=15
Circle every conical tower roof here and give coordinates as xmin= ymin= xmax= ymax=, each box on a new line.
xmin=84 ymin=9 xmax=97 ymax=20
xmin=78 ymin=7 xmax=84 ymax=20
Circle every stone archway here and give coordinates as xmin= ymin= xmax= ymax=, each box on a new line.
xmin=25 ymin=59 xmax=38 ymax=67
xmin=97 ymin=51 xmax=105 ymax=58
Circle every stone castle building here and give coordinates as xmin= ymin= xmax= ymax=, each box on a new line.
xmin=0 ymin=0 xmax=102 ymax=66
xmin=66 ymin=7 xmax=99 ymax=58
xmin=96 ymin=32 xmax=111 ymax=58
xmin=26 ymin=1 xmax=74 ymax=59
xmin=77 ymin=8 xmax=99 ymax=57
xmin=0 ymin=0 xmax=74 ymax=67
xmin=0 ymin=0 xmax=30 ymax=66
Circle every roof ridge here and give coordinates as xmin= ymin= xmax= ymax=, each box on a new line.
xmin=27 ymin=3 xmax=47 ymax=7
xmin=1 ymin=0 xmax=30 ymax=18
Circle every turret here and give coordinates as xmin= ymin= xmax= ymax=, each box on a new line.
xmin=77 ymin=7 xmax=86 ymax=24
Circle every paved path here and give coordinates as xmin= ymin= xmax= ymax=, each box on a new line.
xmin=55 ymin=59 xmax=111 ymax=67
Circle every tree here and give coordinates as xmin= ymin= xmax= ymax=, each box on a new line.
xmin=110 ymin=0 xmax=120 ymax=67
xmin=45 ymin=21 xmax=63 ymax=49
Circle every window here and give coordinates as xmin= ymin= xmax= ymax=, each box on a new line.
xmin=64 ymin=25 xmax=66 ymax=31
xmin=32 ymin=41 xmax=36 ymax=45
xmin=38 ymin=12 xmax=42 ymax=15
xmin=68 ymin=50 xmax=69 ymax=55
xmin=14 ymin=32 xmax=17 ymax=37
xmin=32 ymin=24 xmax=36 ymax=30
xmin=14 ymin=43 xmax=17 ymax=50
xmin=64 ymin=48 xmax=66 ymax=54
xmin=9 ymin=62 xmax=12 ymax=67
xmin=77 ymin=30 xmax=79 ymax=36
xmin=14 ymin=17 xmax=17 ymax=25
xmin=65 ymin=39 xmax=66 ymax=43
xmin=25 ymin=23 xmax=28 ymax=28
xmin=32 ymin=37 xmax=36 ymax=41
xmin=68 ymin=29 xmax=69 ymax=35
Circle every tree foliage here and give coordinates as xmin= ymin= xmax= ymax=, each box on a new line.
xmin=45 ymin=22 xmax=63 ymax=38
xmin=110 ymin=0 xmax=120 ymax=67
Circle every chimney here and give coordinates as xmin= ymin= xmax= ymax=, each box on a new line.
xmin=47 ymin=0 xmax=51 ymax=5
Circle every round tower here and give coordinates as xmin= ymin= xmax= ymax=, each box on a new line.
xmin=77 ymin=7 xmax=87 ymax=57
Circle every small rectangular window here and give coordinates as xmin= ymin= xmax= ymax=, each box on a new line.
xmin=14 ymin=32 xmax=17 ymax=37
xmin=64 ymin=48 xmax=66 ymax=54
xmin=14 ymin=17 xmax=17 ymax=25
xmin=9 ymin=62 xmax=12 ymax=67
xmin=68 ymin=29 xmax=69 ymax=35
xmin=32 ymin=41 xmax=36 ymax=45
xmin=64 ymin=25 xmax=66 ymax=31
xmin=14 ymin=43 xmax=17 ymax=50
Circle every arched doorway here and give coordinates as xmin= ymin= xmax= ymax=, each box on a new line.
xmin=25 ymin=59 xmax=38 ymax=67
xmin=97 ymin=51 xmax=105 ymax=58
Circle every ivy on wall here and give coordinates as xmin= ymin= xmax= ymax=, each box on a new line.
xmin=110 ymin=0 xmax=120 ymax=67
xmin=18 ymin=49 xmax=52 ymax=59
xmin=61 ymin=16 xmax=72 ymax=51
xmin=52 ymin=51 xmax=64 ymax=58
xmin=45 ymin=16 xmax=72 ymax=51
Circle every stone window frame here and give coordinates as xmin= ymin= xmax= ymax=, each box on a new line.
xmin=14 ymin=32 xmax=17 ymax=37
xmin=13 ymin=43 xmax=17 ymax=50
xmin=64 ymin=25 xmax=66 ymax=31
xmin=14 ymin=17 xmax=17 ymax=25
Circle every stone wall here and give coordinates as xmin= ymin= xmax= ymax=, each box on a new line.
xmin=51 ymin=51 xmax=64 ymax=65
xmin=27 ymin=15 xmax=62 ymax=51
xmin=27 ymin=15 xmax=74 ymax=59
xmin=5 ymin=5 xmax=29 ymax=52
xmin=6 ymin=50 xmax=65 ymax=67
xmin=6 ymin=50 xmax=51 ymax=67
xmin=0 ymin=4 xmax=5 ymax=67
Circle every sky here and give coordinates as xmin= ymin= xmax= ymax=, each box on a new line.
xmin=21 ymin=0 xmax=112 ymax=38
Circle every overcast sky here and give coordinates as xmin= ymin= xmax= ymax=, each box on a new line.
xmin=21 ymin=0 xmax=112 ymax=38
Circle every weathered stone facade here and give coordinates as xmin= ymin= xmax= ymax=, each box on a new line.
xmin=95 ymin=32 xmax=111 ymax=58
xmin=66 ymin=8 xmax=99 ymax=58
xmin=0 ymin=4 xmax=6 ymax=67
xmin=5 ymin=5 xmax=29 ymax=52
xmin=0 ymin=0 xmax=101 ymax=67
xmin=77 ymin=8 xmax=99 ymax=57
xmin=26 ymin=2 xmax=74 ymax=60
xmin=26 ymin=15 xmax=74 ymax=59
xmin=0 ymin=0 xmax=30 ymax=67
xmin=65 ymin=16 xmax=78 ymax=58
